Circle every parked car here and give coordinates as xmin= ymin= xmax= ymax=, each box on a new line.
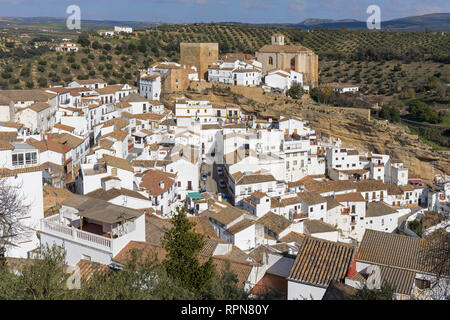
xmin=200 ymin=187 xmax=206 ymax=193
xmin=201 ymin=173 xmax=208 ymax=181
xmin=219 ymin=179 xmax=226 ymax=189
xmin=217 ymin=167 xmax=223 ymax=176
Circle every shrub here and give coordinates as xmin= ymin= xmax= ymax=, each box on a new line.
xmin=37 ymin=77 xmax=47 ymax=87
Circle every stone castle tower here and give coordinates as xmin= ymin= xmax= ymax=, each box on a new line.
xmin=180 ymin=43 xmax=219 ymax=81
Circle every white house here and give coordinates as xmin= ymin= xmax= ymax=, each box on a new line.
xmin=138 ymin=169 xmax=178 ymax=217
xmin=264 ymin=69 xmax=304 ymax=92
xmin=114 ymin=26 xmax=133 ymax=33
xmin=40 ymin=194 xmax=146 ymax=266
xmin=0 ymin=141 xmax=44 ymax=259
xmin=139 ymin=73 xmax=161 ymax=101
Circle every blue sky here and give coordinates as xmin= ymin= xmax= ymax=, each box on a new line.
xmin=0 ymin=0 xmax=448 ymax=23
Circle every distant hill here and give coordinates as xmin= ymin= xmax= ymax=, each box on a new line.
xmin=220 ymin=13 xmax=450 ymax=32
xmin=0 ymin=16 xmax=161 ymax=31
xmin=0 ymin=13 xmax=448 ymax=32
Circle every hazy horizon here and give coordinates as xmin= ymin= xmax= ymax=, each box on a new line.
xmin=0 ymin=0 xmax=448 ymax=24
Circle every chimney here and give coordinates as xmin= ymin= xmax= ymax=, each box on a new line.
xmin=159 ymin=181 xmax=165 ymax=189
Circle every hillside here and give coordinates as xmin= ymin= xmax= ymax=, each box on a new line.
xmin=1 ymin=24 xmax=449 ymax=92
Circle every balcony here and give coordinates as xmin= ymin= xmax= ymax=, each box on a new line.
xmin=41 ymin=215 xmax=113 ymax=252
xmin=41 ymin=214 xmax=138 ymax=255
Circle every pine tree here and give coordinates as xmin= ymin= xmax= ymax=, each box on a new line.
xmin=161 ymin=206 xmax=216 ymax=291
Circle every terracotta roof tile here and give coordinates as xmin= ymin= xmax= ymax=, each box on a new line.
xmin=139 ymin=169 xmax=175 ymax=196
xmin=288 ymin=236 xmax=356 ymax=287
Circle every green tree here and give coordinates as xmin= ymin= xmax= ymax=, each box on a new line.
xmin=76 ymin=248 xmax=196 ymax=300
xmin=0 ymin=245 xmax=71 ymax=300
xmin=352 ymin=283 xmax=394 ymax=300
xmin=92 ymin=41 xmax=101 ymax=50
xmin=161 ymin=206 xmax=216 ymax=292
xmin=201 ymin=261 xmax=249 ymax=300
xmin=77 ymin=33 xmax=91 ymax=47
xmin=287 ymin=82 xmax=304 ymax=99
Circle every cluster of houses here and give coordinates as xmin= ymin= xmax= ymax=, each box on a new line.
xmin=0 ymin=37 xmax=447 ymax=300
xmin=98 ymin=26 xmax=134 ymax=37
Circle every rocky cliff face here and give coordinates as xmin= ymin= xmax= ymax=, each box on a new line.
xmin=297 ymin=106 xmax=449 ymax=180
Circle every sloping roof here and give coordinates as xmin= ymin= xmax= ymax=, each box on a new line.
xmin=250 ymin=191 xmax=268 ymax=199
xmin=303 ymin=219 xmax=338 ymax=234
xmin=279 ymin=231 xmax=305 ymax=244
xmin=335 ymin=192 xmax=365 ymax=203
xmin=99 ymin=129 xmax=128 ymax=142
xmin=379 ymin=265 xmax=416 ymax=296
xmin=131 ymin=160 xmax=156 ymax=168
xmin=324 ymin=196 xmax=342 ymax=210
xmin=86 ymin=188 xmax=149 ymax=201
xmin=0 ymin=122 xmax=23 ymax=129
xmin=201 ymin=124 xmax=221 ymax=130
xmin=0 ymin=89 xmax=55 ymax=102
xmin=113 ymin=241 xmax=167 ymax=264
xmin=43 ymin=185 xmax=73 ymax=210
xmin=62 ymin=194 xmax=143 ymax=224
xmin=257 ymin=211 xmax=292 ymax=236
xmin=94 ymin=84 xmax=129 ymax=95
xmin=227 ymin=219 xmax=256 ymax=235
xmin=101 ymin=154 xmax=134 ymax=172
xmin=98 ymin=117 xmax=128 ymax=130
xmin=258 ymin=44 xmax=313 ymax=53
xmin=322 ymin=280 xmax=357 ymax=300
xmin=288 ymin=236 xmax=356 ymax=288
xmin=27 ymin=138 xmax=66 ymax=154
xmin=121 ymin=93 xmax=149 ymax=103
xmin=76 ymin=259 xmax=110 ymax=282
xmin=187 ymin=216 xmax=217 ymax=238
xmin=232 ymin=171 xmax=275 ymax=185
xmin=297 ymin=191 xmax=326 ymax=205
xmin=366 ymin=202 xmax=398 ymax=218
xmin=54 ymin=123 xmax=75 ymax=132
xmin=75 ymin=78 xmax=107 ymax=85
xmin=0 ymin=140 xmax=14 ymax=150
xmin=28 ymin=102 xmax=51 ymax=112
xmin=212 ymin=256 xmax=255 ymax=289
xmin=47 ymin=132 xmax=83 ymax=148
xmin=202 ymin=206 xmax=247 ymax=226
xmin=139 ymin=169 xmax=176 ymax=197
xmin=357 ymin=229 xmax=440 ymax=275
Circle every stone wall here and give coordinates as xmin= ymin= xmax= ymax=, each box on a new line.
xmin=180 ymin=43 xmax=218 ymax=80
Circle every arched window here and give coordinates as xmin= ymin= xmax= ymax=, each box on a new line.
xmin=268 ymin=57 xmax=273 ymax=65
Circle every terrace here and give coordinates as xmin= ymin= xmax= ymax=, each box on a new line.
xmin=40 ymin=195 xmax=145 ymax=256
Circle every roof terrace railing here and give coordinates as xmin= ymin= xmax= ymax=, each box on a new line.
xmin=41 ymin=215 xmax=112 ymax=252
